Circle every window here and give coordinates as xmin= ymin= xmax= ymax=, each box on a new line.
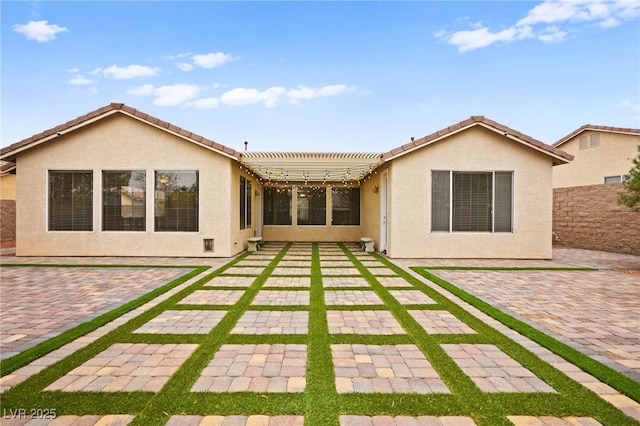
xmin=604 ymin=175 xmax=623 ymax=184
xmin=431 ymin=170 xmax=513 ymax=233
xmin=102 ymin=171 xmax=145 ymax=231
xmin=155 ymin=170 xmax=198 ymax=232
xmin=240 ymin=177 xmax=252 ymax=230
xmin=49 ymin=171 xmax=93 ymax=231
xmin=332 ymin=187 xmax=360 ymax=225
xmin=263 ymin=186 xmax=292 ymax=225
xmin=297 ymin=186 xmax=326 ymax=225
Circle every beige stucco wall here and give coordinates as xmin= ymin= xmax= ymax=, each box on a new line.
xmin=15 ymin=113 xmax=241 ymax=257
xmin=553 ymin=131 xmax=639 ymax=188
xmin=385 ymin=126 xmax=555 ymax=259
xmin=231 ymin=166 xmax=259 ymax=252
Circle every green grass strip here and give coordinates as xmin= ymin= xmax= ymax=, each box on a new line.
xmin=412 ymin=267 xmax=640 ymax=403
xmin=1 ymin=266 xmax=208 ymax=376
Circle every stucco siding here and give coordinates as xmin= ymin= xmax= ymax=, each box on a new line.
xmin=15 ymin=114 xmax=236 ymax=257
xmin=386 ymin=126 xmax=554 ymax=259
xmin=553 ymin=131 xmax=639 ymax=188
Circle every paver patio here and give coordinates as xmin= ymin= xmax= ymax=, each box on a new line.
xmin=0 ymin=244 xmax=638 ymax=425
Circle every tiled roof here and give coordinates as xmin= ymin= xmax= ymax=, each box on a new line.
xmin=1 ymin=160 xmax=15 ymax=174
xmin=553 ymin=124 xmax=640 ymax=148
xmin=0 ymin=103 xmax=240 ymax=161
xmin=381 ymin=115 xmax=573 ymax=164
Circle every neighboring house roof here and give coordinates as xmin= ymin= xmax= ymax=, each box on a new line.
xmin=0 ymin=103 xmax=241 ymax=162
xmin=381 ymin=115 xmax=573 ymax=165
xmin=0 ymin=160 xmax=16 ymax=174
xmin=553 ymin=124 xmax=640 ymax=148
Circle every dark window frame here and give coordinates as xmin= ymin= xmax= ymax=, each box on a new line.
xmin=154 ymin=170 xmax=199 ymax=232
xmin=48 ymin=170 xmax=94 ymax=231
xmin=102 ymin=170 xmax=146 ymax=232
xmin=431 ymin=170 xmax=513 ymax=233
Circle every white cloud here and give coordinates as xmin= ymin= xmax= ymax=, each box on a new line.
xmin=620 ymin=99 xmax=640 ymax=121
xmin=444 ymin=26 xmax=529 ymax=52
xmin=153 ymin=84 xmax=200 ymax=106
xmin=13 ymin=20 xmax=68 ymax=42
xmin=192 ymin=52 xmax=235 ymax=69
xmin=68 ymin=75 xmax=95 ymax=85
xmin=287 ymin=84 xmax=358 ymax=104
xmin=102 ymin=64 xmax=161 ymax=79
xmin=438 ymin=0 xmax=640 ymax=52
xmin=127 ymin=84 xmax=155 ymax=96
xmin=186 ymin=98 xmax=220 ymax=109
xmin=220 ymin=87 xmax=286 ymax=108
xmin=177 ymin=62 xmax=194 ymax=71
xmin=538 ymin=26 xmax=568 ymax=42
xmin=66 ymin=68 xmax=80 ymax=73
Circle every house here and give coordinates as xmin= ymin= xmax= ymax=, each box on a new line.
xmin=0 ymin=161 xmax=17 ymax=246
xmin=552 ymin=125 xmax=640 ymax=188
xmin=0 ymin=103 xmax=572 ymax=259
xmin=551 ymin=125 xmax=640 ymax=255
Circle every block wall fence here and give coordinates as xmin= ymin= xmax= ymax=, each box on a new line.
xmin=553 ymin=183 xmax=640 ymax=255
xmin=0 ymin=200 xmax=16 ymax=246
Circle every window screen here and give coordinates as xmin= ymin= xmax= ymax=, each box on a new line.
xmin=154 ymin=170 xmax=198 ymax=232
xmin=102 ymin=170 xmax=145 ymax=231
xmin=49 ymin=171 xmax=93 ymax=231
xmin=263 ymin=187 xmax=292 ymax=225
xmin=331 ymin=187 xmax=360 ymax=225
xmin=297 ymin=186 xmax=326 ymax=225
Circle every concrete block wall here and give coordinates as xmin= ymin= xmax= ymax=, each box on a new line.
xmin=553 ymin=183 xmax=640 ymax=255
xmin=0 ymin=200 xmax=16 ymax=245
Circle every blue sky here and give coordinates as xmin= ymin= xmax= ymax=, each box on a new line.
xmin=2 ymin=1 xmax=639 ymax=152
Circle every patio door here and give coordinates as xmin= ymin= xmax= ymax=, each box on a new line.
xmin=379 ymin=170 xmax=388 ymax=254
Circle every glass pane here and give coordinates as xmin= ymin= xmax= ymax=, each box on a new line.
xmin=452 ymin=172 xmax=492 ymax=232
xmin=297 ymin=186 xmax=326 ymax=225
xmin=102 ymin=171 xmax=146 ymax=231
xmin=494 ymin=172 xmax=513 ymax=233
xmin=431 ymin=171 xmax=450 ymax=232
xmin=263 ymin=187 xmax=292 ymax=225
xmin=155 ymin=170 xmax=198 ymax=232
xmin=240 ymin=177 xmax=246 ymax=230
xmin=246 ymin=180 xmax=252 ymax=228
xmin=49 ymin=171 xmax=93 ymax=231
xmin=332 ymin=187 xmax=360 ymax=225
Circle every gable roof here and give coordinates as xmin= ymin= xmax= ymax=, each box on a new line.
xmin=381 ymin=115 xmax=573 ymax=165
xmin=1 ymin=105 xmax=573 ymax=180
xmin=0 ymin=103 xmax=241 ymax=162
xmin=553 ymin=124 xmax=640 ymax=148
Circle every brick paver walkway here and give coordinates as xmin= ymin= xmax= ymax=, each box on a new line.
xmin=192 ymin=344 xmax=307 ymax=393
xmin=0 ymin=266 xmax=193 ymax=359
xmin=1 ymin=245 xmax=638 ymax=425
xmin=432 ymin=269 xmax=640 ymax=381
xmin=45 ymin=343 xmax=198 ymax=392
xmin=331 ymin=344 xmax=449 ymax=394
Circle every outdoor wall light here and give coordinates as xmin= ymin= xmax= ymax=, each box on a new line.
xmin=373 ymin=186 xmax=379 ymax=193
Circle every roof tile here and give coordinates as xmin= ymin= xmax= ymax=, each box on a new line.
xmin=0 ymin=103 xmax=240 ymax=160
xmin=380 ymin=115 xmax=573 ymax=163
xmin=553 ymin=124 xmax=640 ymax=147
